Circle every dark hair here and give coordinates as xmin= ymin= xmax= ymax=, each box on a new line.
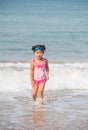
xmin=32 ymin=45 xmax=46 ymax=52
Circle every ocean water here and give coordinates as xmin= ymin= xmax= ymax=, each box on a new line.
xmin=0 ymin=0 xmax=88 ymax=61
xmin=0 ymin=0 xmax=88 ymax=129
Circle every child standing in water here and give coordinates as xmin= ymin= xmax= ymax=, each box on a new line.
xmin=30 ymin=45 xmax=49 ymax=105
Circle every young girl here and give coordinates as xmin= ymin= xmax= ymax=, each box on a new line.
xmin=30 ymin=45 xmax=49 ymax=105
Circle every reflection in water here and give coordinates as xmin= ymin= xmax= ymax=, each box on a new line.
xmin=0 ymin=90 xmax=88 ymax=130
xmin=32 ymin=107 xmax=45 ymax=127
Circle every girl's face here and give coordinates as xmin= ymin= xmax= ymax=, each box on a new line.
xmin=34 ymin=50 xmax=44 ymax=59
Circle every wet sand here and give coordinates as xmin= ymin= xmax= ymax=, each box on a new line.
xmin=0 ymin=89 xmax=88 ymax=130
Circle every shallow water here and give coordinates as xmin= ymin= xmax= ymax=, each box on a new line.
xmin=0 ymin=89 xmax=88 ymax=130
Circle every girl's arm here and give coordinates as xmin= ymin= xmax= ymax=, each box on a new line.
xmin=46 ymin=61 xmax=49 ymax=80
xmin=30 ymin=61 xmax=34 ymax=87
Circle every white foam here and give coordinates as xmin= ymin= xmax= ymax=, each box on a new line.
xmin=0 ymin=62 xmax=88 ymax=92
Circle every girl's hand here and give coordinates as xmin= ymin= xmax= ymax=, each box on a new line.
xmin=46 ymin=75 xmax=49 ymax=80
xmin=31 ymin=80 xmax=35 ymax=87
xmin=32 ymin=83 xmax=34 ymax=87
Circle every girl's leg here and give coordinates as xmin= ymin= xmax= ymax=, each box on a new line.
xmin=37 ymin=83 xmax=45 ymax=105
xmin=32 ymin=85 xmax=38 ymax=101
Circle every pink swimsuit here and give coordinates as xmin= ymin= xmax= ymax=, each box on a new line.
xmin=32 ymin=59 xmax=48 ymax=86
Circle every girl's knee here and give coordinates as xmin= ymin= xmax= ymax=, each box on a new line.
xmin=32 ymin=92 xmax=37 ymax=97
xmin=38 ymin=91 xmax=42 ymax=98
xmin=32 ymin=86 xmax=37 ymax=96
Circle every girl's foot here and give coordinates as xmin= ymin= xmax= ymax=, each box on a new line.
xmin=38 ymin=98 xmax=43 ymax=105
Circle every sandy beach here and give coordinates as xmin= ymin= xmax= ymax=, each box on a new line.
xmin=0 ymin=89 xmax=88 ymax=130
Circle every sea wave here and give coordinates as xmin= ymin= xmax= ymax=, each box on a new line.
xmin=0 ymin=61 xmax=88 ymax=92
